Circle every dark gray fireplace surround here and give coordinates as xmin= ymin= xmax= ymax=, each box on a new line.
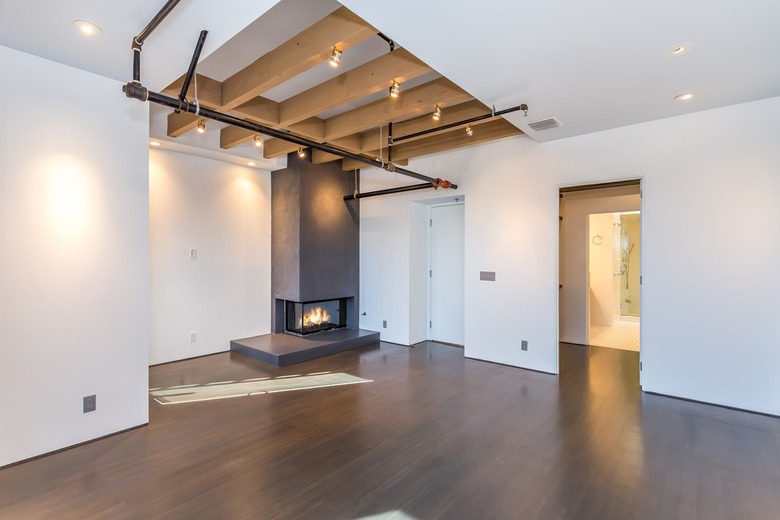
xmin=231 ymin=153 xmax=379 ymax=366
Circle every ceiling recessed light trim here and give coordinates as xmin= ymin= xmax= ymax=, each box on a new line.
xmin=73 ymin=20 xmax=102 ymax=36
xmin=660 ymin=41 xmax=695 ymax=58
xmin=149 ymin=141 xmax=161 ymax=147
xmin=248 ymin=161 xmax=256 ymax=167
xmin=674 ymin=92 xmax=694 ymax=101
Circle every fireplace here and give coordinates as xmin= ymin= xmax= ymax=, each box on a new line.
xmin=285 ymin=298 xmax=347 ymax=336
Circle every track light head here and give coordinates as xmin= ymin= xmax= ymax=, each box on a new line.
xmin=298 ymin=147 xmax=306 ymax=158
xmin=253 ymin=135 xmax=263 ymax=148
xmin=329 ymin=47 xmax=342 ymax=67
xmin=465 ymin=124 xmax=473 ymax=137
xmin=196 ymin=120 xmax=206 ymax=134
xmin=389 ymin=80 xmax=400 ymax=98
xmin=433 ymin=105 xmax=442 ymax=121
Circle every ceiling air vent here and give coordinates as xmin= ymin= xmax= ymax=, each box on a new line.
xmin=527 ymin=117 xmax=562 ymax=131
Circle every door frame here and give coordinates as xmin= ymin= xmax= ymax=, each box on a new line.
xmin=556 ymin=178 xmax=644 ymax=387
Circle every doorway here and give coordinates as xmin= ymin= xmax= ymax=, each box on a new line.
xmin=428 ymin=202 xmax=465 ymax=346
xmin=587 ymin=211 xmax=640 ymax=351
xmin=558 ymin=180 xmax=642 ymax=381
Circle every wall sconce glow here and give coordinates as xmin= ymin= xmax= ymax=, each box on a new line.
xmin=253 ymin=135 xmax=263 ymax=148
xmin=674 ymin=92 xmax=694 ymax=101
xmin=196 ymin=120 xmax=206 ymax=133
xmin=465 ymin=124 xmax=474 ymax=137
xmin=149 ymin=141 xmax=161 ymax=147
xmin=298 ymin=147 xmax=306 ymax=158
xmin=329 ymin=47 xmax=342 ymax=67
xmin=432 ymin=105 xmax=442 ymax=121
xmin=389 ymin=80 xmax=401 ymax=98
xmin=73 ymin=20 xmax=102 ymax=36
xmin=43 ymin=156 xmax=95 ymax=240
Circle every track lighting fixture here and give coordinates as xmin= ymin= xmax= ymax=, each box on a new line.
xmin=465 ymin=124 xmax=473 ymax=137
xmin=196 ymin=120 xmax=206 ymax=134
xmin=432 ymin=105 xmax=442 ymax=121
xmin=298 ymin=147 xmax=306 ymax=158
xmin=253 ymin=135 xmax=263 ymax=148
xmin=389 ymin=80 xmax=400 ymax=98
xmin=329 ymin=47 xmax=342 ymax=67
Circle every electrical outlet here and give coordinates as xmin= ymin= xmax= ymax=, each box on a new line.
xmin=83 ymin=395 xmax=96 ymax=413
xmin=189 ymin=248 xmax=198 ymax=259
xmin=480 ymin=271 xmax=496 ymax=281
xmin=190 ymin=332 xmax=197 ymax=342
xmin=382 ymin=320 xmax=387 ymax=328
xmin=521 ymin=340 xmax=528 ymax=351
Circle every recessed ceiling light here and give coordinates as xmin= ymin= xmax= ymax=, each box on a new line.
xmin=675 ymin=92 xmax=694 ymax=101
xmin=660 ymin=42 xmax=695 ymax=58
xmin=73 ymin=20 xmax=102 ymax=36
xmin=248 ymin=161 xmax=256 ymax=167
xmin=149 ymin=141 xmax=161 ymax=147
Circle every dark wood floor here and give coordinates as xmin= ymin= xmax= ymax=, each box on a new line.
xmin=2 ymin=342 xmax=779 ymax=519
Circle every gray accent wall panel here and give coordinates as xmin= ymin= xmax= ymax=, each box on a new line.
xmin=271 ymin=153 xmax=359 ymax=331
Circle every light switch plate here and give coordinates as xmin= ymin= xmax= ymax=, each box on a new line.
xmin=480 ymin=271 xmax=496 ymax=281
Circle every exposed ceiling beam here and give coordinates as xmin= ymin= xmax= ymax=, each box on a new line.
xmin=323 ymin=78 xmax=472 ymax=141
xmin=261 ymin=78 xmax=472 ymax=156
xmin=341 ymin=119 xmax=522 ymax=170
xmin=277 ymin=49 xmax=431 ymax=127
xmin=220 ymin=126 xmax=256 ymax=149
xmin=231 ymin=96 xmax=280 ymax=126
xmin=360 ymin=100 xmax=490 ymax=151
xmin=220 ymin=7 xmax=377 ymax=111
xmin=167 ymin=111 xmax=201 ymax=137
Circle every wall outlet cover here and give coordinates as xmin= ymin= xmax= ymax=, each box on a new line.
xmin=521 ymin=340 xmax=528 ymax=351
xmin=83 ymin=394 xmax=96 ymax=413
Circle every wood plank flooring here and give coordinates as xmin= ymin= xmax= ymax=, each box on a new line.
xmin=1 ymin=342 xmax=779 ymax=519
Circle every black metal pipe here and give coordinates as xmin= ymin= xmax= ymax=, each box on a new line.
xmin=393 ymin=104 xmax=528 ymax=144
xmin=387 ymin=121 xmax=393 ymax=162
xmin=132 ymin=47 xmax=141 ymax=82
xmin=134 ymin=0 xmax=182 ymax=46
xmin=344 ymin=183 xmax=434 ymax=200
xmin=131 ymin=0 xmax=182 ymax=84
xmin=376 ymin=32 xmax=395 ymax=51
xmin=179 ymin=30 xmax=209 ymax=102
xmin=126 ymin=87 xmax=458 ymax=189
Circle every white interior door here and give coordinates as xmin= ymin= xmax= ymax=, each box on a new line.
xmin=429 ymin=203 xmax=465 ymax=345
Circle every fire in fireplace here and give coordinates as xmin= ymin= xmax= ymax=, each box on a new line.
xmin=285 ymin=298 xmax=347 ymax=336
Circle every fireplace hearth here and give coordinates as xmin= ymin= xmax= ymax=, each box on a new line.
xmin=285 ymin=298 xmax=347 ymax=336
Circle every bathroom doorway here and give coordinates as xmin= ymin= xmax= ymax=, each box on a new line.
xmin=587 ymin=211 xmax=641 ymax=352
xmin=558 ymin=180 xmax=642 ymax=357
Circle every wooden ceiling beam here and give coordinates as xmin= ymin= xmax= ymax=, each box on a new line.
xmin=359 ymin=100 xmax=489 ymax=151
xmin=231 ymin=96 xmax=280 ymax=126
xmin=278 ymin=49 xmax=431 ymax=127
xmin=310 ymin=135 xmax=363 ymax=164
xmin=261 ymin=78 xmax=473 ymax=156
xmin=340 ymin=119 xmax=522 ymax=170
xmin=324 ymin=78 xmax=472 ymax=141
xmin=220 ymin=7 xmax=377 ymax=111
xmin=220 ymin=126 xmax=256 ymax=149
xmin=167 ymin=112 xmax=202 ymax=137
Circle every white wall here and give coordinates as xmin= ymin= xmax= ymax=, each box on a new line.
xmin=359 ymin=96 xmax=780 ymax=415
xmin=0 ymin=46 xmax=149 ymax=466
xmin=149 ymin=149 xmax=272 ymax=365
xmin=560 ymin=187 xmax=640 ymax=344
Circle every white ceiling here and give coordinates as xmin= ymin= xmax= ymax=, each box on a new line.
xmin=340 ymin=0 xmax=780 ymax=142
xmin=2 ymin=0 xmax=779 ymax=156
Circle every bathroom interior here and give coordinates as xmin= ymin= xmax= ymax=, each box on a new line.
xmin=588 ymin=211 xmax=641 ymax=351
